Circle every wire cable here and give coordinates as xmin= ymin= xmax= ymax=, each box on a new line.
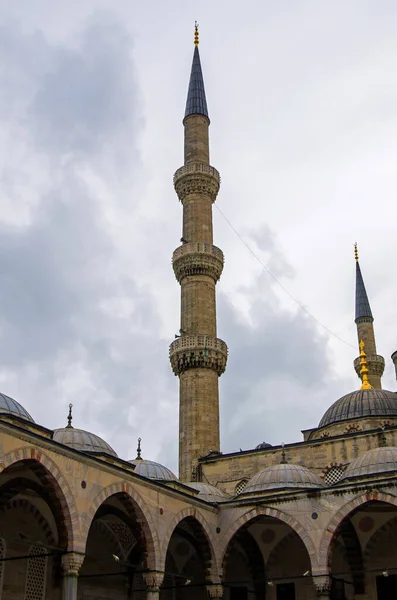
xmin=215 ymin=204 xmax=356 ymax=350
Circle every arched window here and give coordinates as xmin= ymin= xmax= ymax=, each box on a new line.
xmin=0 ymin=538 xmax=6 ymax=596
xmin=235 ymin=479 xmax=248 ymax=496
xmin=24 ymin=544 xmax=47 ymax=600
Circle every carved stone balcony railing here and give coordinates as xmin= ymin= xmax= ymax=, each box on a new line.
xmin=354 ymin=354 xmax=385 ymax=378
xmin=169 ymin=335 xmax=228 ymax=376
xmin=172 ymin=243 xmax=224 ymax=282
xmin=173 ymin=163 xmax=221 ymax=203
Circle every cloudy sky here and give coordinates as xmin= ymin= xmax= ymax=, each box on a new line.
xmin=1 ymin=1 xmax=396 ymax=473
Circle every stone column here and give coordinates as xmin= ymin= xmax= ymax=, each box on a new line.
xmin=143 ymin=571 xmax=164 ymax=600
xmin=314 ymin=575 xmax=331 ymax=598
xmin=206 ymin=583 xmax=223 ymax=600
xmin=61 ymin=552 xmax=85 ymax=600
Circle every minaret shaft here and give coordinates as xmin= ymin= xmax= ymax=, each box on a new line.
xmin=180 ymin=278 xmax=217 ymax=337
xmin=170 ymin=37 xmax=227 ymax=482
xmin=184 ymin=115 xmax=210 ymax=165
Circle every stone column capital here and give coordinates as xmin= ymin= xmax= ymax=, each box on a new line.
xmin=143 ymin=571 xmax=164 ymax=591
xmin=314 ymin=575 xmax=332 ymax=597
xmin=61 ymin=552 xmax=85 ymax=576
xmin=206 ymin=583 xmax=223 ymax=599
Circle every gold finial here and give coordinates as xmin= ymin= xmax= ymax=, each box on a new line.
xmin=359 ymin=340 xmax=373 ymax=390
xmin=194 ymin=21 xmax=199 ymax=46
xmin=354 ymin=242 xmax=359 ymax=262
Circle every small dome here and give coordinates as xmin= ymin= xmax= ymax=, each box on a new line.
xmin=187 ymin=482 xmax=229 ymax=503
xmin=130 ymin=459 xmax=177 ymax=481
xmin=242 ymin=463 xmax=324 ymax=495
xmin=256 ymin=441 xmax=272 ymax=450
xmin=0 ymin=392 xmax=34 ymax=422
xmin=53 ymin=427 xmax=118 ymax=457
xmin=319 ymin=389 xmax=397 ymax=428
xmin=342 ymin=447 xmax=397 ymax=481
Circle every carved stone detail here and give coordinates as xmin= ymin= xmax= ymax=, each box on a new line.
xmin=169 ymin=335 xmax=228 ymax=376
xmin=173 ymin=243 xmax=224 ymax=282
xmin=314 ymin=575 xmax=331 ymax=597
xmin=62 ymin=552 xmax=85 ymax=576
xmin=143 ymin=571 xmax=164 ymax=590
xmin=207 ymin=583 xmax=223 ymax=599
xmin=174 ymin=163 xmax=220 ymax=203
xmin=354 ymin=353 xmax=385 ymax=378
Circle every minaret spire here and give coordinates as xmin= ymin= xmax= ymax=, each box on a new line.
xmin=353 ymin=244 xmax=384 ymax=388
xmin=185 ymin=24 xmax=209 ymax=120
xmin=169 ymin=28 xmax=228 ymax=481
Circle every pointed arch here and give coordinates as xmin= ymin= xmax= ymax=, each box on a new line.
xmin=219 ymin=505 xmax=317 ymax=571
xmin=317 ymin=491 xmax=397 ymax=571
xmin=81 ymin=481 xmax=159 ymax=571
xmin=0 ymin=446 xmax=80 ymax=549
xmin=160 ymin=507 xmax=218 ymax=577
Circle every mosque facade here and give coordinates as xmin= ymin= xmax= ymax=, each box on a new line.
xmin=1 ymin=26 xmax=397 ymax=600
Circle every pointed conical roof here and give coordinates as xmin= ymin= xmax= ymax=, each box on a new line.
xmin=185 ymin=46 xmax=209 ymax=119
xmin=355 ymin=260 xmax=373 ymax=321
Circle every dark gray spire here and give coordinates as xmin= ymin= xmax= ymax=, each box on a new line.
xmin=184 ymin=46 xmax=209 ymax=119
xmin=355 ymin=261 xmax=373 ymax=322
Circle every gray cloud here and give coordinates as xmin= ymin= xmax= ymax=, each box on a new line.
xmin=217 ymin=226 xmax=351 ymax=453
xmin=0 ymin=11 xmax=177 ymax=464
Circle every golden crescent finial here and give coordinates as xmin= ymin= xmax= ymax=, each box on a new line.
xmin=359 ymin=340 xmax=372 ymax=390
xmin=194 ymin=21 xmax=199 ymax=47
xmin=354 ymin=242 xmax=359 ymax=262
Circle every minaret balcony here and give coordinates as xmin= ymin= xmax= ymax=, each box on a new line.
xmin=173 ymin=163 xmax=220 ymax=203
xmin=172 ymin=242 xmax=224 ymax=282
xmin=354 ymin=354 xmax=385 ymax=378
xmin=169 ymin=335 xmax=228 ymax=376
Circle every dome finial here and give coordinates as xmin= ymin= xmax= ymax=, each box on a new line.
xmin=136 ymin=437 xmax=142 ymax=460
xmin=280 ymin=442 xmax=288 ymax=464
xmin=66 ymin=403 xmax=73 ymax=428
xmin=194 ymin=21 xmax=199 ymax=47
xmin=359 ymin=340 xmax=373 ymax=390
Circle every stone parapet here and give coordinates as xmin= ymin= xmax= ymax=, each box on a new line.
xmin=354 ymin=354 xmax=385 ymax=379
xmin=174 ymin=163 xmax=220 ymax=203
xmin=169 ymin=335 xmax=228 ymax=376
xmin=172 ymin=243 xmax=224 ymax=282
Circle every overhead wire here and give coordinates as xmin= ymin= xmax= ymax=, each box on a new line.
xmin=214 ymin=204 xmax=356 ymax=350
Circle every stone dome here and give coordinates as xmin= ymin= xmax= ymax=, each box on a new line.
xmin=53 ymin=427 xmax=118 ymax=457
xmin=130 ymin=459 xmax=177 ymax=482
xmin=187 ymin=482 xmax=229 ymax=503
xmin=341 ymin=447 xmax=397 ymax=481
xmin=255 ymin=441 xmax=272 ymax=450
xmin=242 ymin=463 xmax=324 ymax=495
xmin=319 ymin=389 xmax=397 ymax=428
xmin=0 ymin=392 xmax=34 ymax=422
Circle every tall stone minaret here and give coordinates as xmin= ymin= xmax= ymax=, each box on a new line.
xmin=169 ymin=25 xmax=228 ymax=482
xmin=353 ymin=244 xmax=384 ymax=388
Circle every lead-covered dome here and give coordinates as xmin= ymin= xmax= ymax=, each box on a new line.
xmin=242 ymin=463 xmax=324 ymax=495
xmin=130 ymin=459 xmax=177 ymax=482
xmin=255 ymin=441 xmax=272 ymax=450
xmin=187 ymin=482 xmax=229 ymax=503
xmin=0 ymin=392 xmax=34 ymax=422
xmin=53 ymin=427 xmax=118 ymax=457
xmin=319 ymin=389 xmax=397 ymax=428
xmin=341 ymin=447 xmax=397 ymax=481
